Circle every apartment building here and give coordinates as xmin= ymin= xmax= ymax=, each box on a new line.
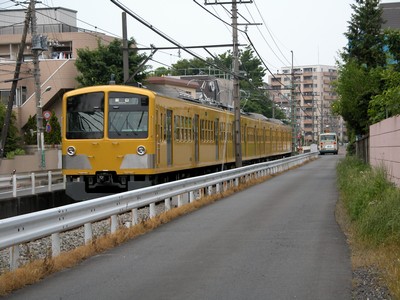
xmin=0 ymin=6 xmax=115 ymax=130
xmin=268 ymin=65 xmax=345 ymax=144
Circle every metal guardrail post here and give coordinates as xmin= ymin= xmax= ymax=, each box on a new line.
xmin=48 ymin=171 xmax=52 ymax=192
xmin=9 ymin=245 xmax=19 ymax=270
xmin=165 ymin=198 xmax=171 ymax=211
xmin=111 ymin=215 xmax=118 ymax=234
xmin=189 ymin=191 xmax=195 ymax=203
xmin=51 ymin=233 xmax=60 ymax=256
xmin=149 ymin=203 xmax=156 ymax=218
xmin=31 ymin=172 xmax=35 ymax=195
xmin=12 ymin=174 xmax=17 ymax=197
xmin=177 ymin=194 xmax=183 ymax=207
xmin=132 ymin=208 xmax=138 ymax=225
xmin=84 ymin=223 xmax=93 ymax=244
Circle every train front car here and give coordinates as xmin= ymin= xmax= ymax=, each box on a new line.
xmin=62 ymin=85 xmax=155 ymax=201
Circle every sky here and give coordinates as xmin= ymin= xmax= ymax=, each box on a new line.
xmin=31 ymin=0 xmax=400 ymax=75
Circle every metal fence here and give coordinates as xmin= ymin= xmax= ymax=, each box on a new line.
xmin=355 ymin=135 xmax=369 ymax=164
xmin=0 ymin=170 xmax=65 ymax=199
xmin=0 ymin=152 xmax=318 ymax=271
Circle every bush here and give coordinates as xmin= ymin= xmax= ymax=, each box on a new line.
xmin=5 ymin=148 xmax=26 ymax=159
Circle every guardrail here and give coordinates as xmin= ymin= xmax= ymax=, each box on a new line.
xmin=0 ymin=170 xmax=65 ymax=198
xmin=0 ymin=152 xmax=318 ymax=270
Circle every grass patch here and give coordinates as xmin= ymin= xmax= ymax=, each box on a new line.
xmin=336 ymin=156 xmax=400 ymax=298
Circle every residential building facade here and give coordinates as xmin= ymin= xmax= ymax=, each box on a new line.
xmin=0 ymin=6 xmax=115 ymax=131
xmin=268 ymin=65 xmax=345 ymax=144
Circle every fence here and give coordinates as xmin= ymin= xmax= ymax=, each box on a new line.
xmin=0 ymin=152 xmax=317 ymax=271
xmin=355 ymin=134 xmax=369 ymax=164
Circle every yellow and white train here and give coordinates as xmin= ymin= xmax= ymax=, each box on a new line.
xmin=62 ymin=85 xmax=292 ymax=200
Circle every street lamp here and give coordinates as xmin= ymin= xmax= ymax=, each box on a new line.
xmin=37 ymin=85 xmax=51 ymax=169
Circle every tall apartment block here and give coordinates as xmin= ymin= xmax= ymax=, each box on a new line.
xmin=268 ymin=65 xmax=346 ymax=144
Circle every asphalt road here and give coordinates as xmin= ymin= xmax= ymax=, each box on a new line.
xmin=5 ymin=154 xmax=351 ymax=300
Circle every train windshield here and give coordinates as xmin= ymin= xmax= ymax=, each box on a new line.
xmin=108 ymin=92 xmax=149 ymax=139
xmin=66 ymin=92 xmax=104 ymax=139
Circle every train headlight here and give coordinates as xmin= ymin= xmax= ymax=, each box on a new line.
xmin=137 ymin=145 xmax=146 ymax=156
xmin=66 ymin=146 xmax=76 ymax=156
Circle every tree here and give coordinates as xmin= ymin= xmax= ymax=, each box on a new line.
xmin=341 ymin=0 xmax=385 ymax=68
xmin=335 ymin=0 xmax=386 ymax=136
xmin=75 ymin=38 xmax=149 ymax=86
xmin=368 ymin=67 xmax=400 ymax=123
xmin=333 ymin=61 xmax=382 ymax=136
xmin=22 ymin=115 xmax=37 ymax=145
xmin=44 ymin=111 xmax=61 ymax=145
xmin=170 ymin=57 xmax=216 ymax=76
xmin=169 ymin=47 xmax=285 ymax=119
xmin=0 ymin=103 xmax=22 ymax=156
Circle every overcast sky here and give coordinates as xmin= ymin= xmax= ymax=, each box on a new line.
xmin=35 ymin=0 xmax=400 ymax=74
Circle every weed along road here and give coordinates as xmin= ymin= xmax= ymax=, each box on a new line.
xmin=4 ymin=155 xmax=351 ymax=300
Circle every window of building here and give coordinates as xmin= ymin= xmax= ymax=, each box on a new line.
xmin=0 ymin=90 xmax=11 ymax=106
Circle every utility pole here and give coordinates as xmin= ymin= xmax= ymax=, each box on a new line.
xmin=31 ymin=0 xmax=46 ymax=169
xmin=204 ymin=0 xmax=253 ymax=168
xmin=0 ymin=1 xmax=33 ymax=163
xmin=232 ymin=0 xmax=242 ymax=167
xmin=122 ymin=12 xmax=129 ymax=83
xmin=290 ymin=50 xmax=297 ymax=155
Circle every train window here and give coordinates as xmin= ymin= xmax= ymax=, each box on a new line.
xmin=66 ymin=92 xmax=104 ymax=139
xmin=187 ymin=117 xmax=192 ymax=141
xmin=108 ymin=92 xmax=149 ymax=139
xmin=160 ymin=112 xmax=164 ymax=141
xmin=200 ymin=119 xmax=204 ymax=141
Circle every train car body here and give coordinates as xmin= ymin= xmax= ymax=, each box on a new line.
xmin=62 ymin=85 xmax=291 ymax=200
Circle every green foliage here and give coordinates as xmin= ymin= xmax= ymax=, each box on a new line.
xmin=341 ymin=0 xmax=386 ymax=68
xmin=170 ymin=57 xmax=213 ymax=76
xmin=333 ymin=60 xmax=382 ymax=135
xmin=337 ymin=156 xmax=400 ymax=244
xmin=336 ymin=0 xmax=388 ymax=136
xmin=44 ymin=111 xmax=61 ymax=145
xmin=0 ymin=103 xmax=22 ymax=156
xmin=168 ymin=47 xmax=282 ymax=119
xmin=5 ymin=148 xmax=25 ymax=159
xmin=384 ymin=29 xmax=400 ymax=71
xmin=153 ymin=67 xmax=170 ymax=77
xmin=22 ymin=115 xmax=37 ymax=145
xmin=75 ymin=38 xmax=149 ymax=86
xmin=368 ymin=67 xmax=400 ymax=123
xmin=22 ymin=112 xmax=61 ymax=145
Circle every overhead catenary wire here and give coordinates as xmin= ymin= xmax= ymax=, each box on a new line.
xmin=110 ymin=0 xmax=250 ymax=82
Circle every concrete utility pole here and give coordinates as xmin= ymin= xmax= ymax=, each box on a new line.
xmin=290 ymin=50 xmax=297 ymax=155
xmin=0 ymin=0 xmax=33 ymax=163
xmin=232 ymin=0 xmax=242 ymax=168
xmin=122 ymin=12 xmax=129 ymax=83
xmin=31 ymin=0 xmax=46 ymax=169
xmin=204 ymin=0 xmax=253 ymax=168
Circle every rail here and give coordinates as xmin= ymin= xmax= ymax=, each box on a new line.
xmin=0 ymin=152 xmax=318 ymax=270
xmin=0 ymin=170 xmax=65 ymax=198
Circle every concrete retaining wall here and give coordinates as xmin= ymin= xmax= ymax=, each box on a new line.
xmin=0 ymin=190 xmax=72 ymax=219
xmin=370 ymin=115 xmax=400 ymax=187
xmin=0 ymin=148 xmax=61 ymax=175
